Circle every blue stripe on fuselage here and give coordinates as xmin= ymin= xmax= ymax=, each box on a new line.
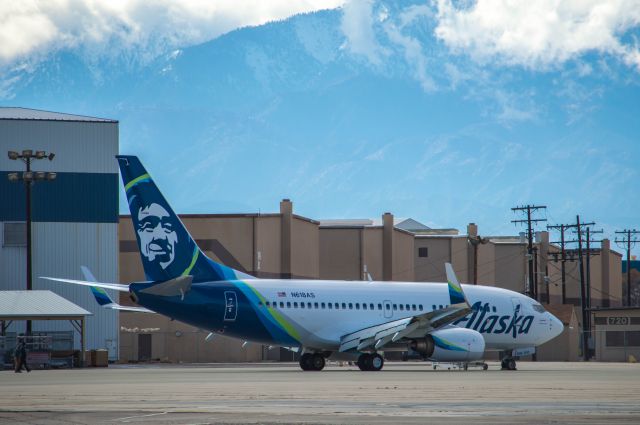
xmin=129 ymin=281 xmax=298 ymax=346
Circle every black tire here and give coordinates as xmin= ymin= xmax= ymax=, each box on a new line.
xmin=483 ymin=363 xmax=489 ymax=371
xmin=357 ymin=353 xmax=371 ymax=371
xmin=310 ymin=353 xmax=325 ymax=371
xmin=507 ymin=359 xmax=517 ymax=370
xmin=369 ymin=353 xmax=384 ymax=371
xmin=299 ymin=353 xmax=313 ymax=371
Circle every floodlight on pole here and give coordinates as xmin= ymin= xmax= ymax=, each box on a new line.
xmin=6 ymin=148 xmax=57 ymax=336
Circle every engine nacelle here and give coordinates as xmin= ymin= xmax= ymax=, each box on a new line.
xmin=410 ymin=328 xmax=485 ymax=362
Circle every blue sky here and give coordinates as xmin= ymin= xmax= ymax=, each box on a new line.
xmin=1 ymin=0 xmax=639 ymax=256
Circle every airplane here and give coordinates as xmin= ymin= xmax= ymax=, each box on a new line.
xmin=44 ymin=155 xmax=564 ymax=372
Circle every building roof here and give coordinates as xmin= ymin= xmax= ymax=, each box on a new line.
xmin=0 ymin=107 xmax=117 ymax=123
xmin=544 ymin=303 xmax=577 ymax=325
xmin=319 ymin=217 xmax=432 ymax=231
xmin=0 ymin=290 xmax=92 ymax=320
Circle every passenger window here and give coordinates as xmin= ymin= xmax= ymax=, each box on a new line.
xmin=419 ymin=304 xmax=423 ymax=311
xmin=492 ymin=306 xmax=497 ymax=312
xmin=265 ymin=301 xmax=269 ymax=307
xmin=432 ymin=305 xmax=436 ymax=310
xmin=342 ymin=303 xmax=346 ymax=309
xmin=378 ymin=304 xmax=383 ymax=310
xmin=399 ymin=304 xmax=404 ymax=311
xmin=300 ymin=302 xmax=304 ymax=309
xmin=370 ymin=303 xmax=375 ymax=310
xmin=362 ymin=303 xmax=367 ymax=310
xmin=322 ymin=302 xmax=327 ymax=309
xmin=348 ymin=303 xmax=353 ymax=309
xmin=393 ymin=304 xmax=397 ymax=310
xmin=307 ymin=302 xmax=312 ymax=308
xmin=356 ymin=303 xmax=360 ymax=310
xmin=279 ymin=302 xmax=284 ymax=308
xmin=286 ymin=302 xmax=291 ymax=308
xmin=412 ymin=304 xmax=416 ymax=311
xmin=315 ymin=302 xmax=319 ymax=309
xmin=335 ymin=303 xmax=339 ymax=310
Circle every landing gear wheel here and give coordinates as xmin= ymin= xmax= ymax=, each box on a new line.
xmin=357 ymin=353 xmax=371 ymax=371
xmin=482 ymin=363 xmax=489 ymax=371
xmin=501 ymin=358 xmax=517 ymax=370
xmin=299 ymin=353 xmax=313 ymax=371
xmin=369 ymin=353 xmax=384 ymax=371
xmin=310 ymin=353 xmax=325 ymax=371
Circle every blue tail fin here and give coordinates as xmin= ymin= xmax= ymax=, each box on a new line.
xmin=116 ymin=155 xmax=253 ymax=283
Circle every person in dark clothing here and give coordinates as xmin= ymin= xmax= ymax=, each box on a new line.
xmin=14 ymin=337 xmax=30 ymax=373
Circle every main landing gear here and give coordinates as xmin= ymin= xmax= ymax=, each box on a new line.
xmin=299 ymin=353 xmax=326 ymax=371
xmin=501 ymin=357 xmax=517 ymax=371
xmin=357 ymin=353 xmax=384 ymax=371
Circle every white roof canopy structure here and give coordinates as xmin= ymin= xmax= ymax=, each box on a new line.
xmin=0 ymin=290 xmax=91 ymax=320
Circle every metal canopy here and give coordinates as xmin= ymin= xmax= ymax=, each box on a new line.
xmin=0 ymin=290 xmax=92 ymax=321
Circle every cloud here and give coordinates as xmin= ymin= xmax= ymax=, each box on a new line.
xmin=341 ymin=0 xmax=389 ymax=65
xmin=433 ymin=0 xmax=640 ymax=71
xmin=0 ymin=0 xmax=345 ymax=66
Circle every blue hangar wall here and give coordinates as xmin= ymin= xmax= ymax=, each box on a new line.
xmin=0 ymin=109 xmax=120 ymax=359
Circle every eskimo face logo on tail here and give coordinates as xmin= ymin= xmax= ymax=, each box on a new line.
xmin=136 ymin=202 xmax=178 ymax=269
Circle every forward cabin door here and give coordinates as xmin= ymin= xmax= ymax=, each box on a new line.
xmin=383 ymin=300 xmax=393 ymax=319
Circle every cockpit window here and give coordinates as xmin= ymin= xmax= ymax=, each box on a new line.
xmin=532 ymin=303 xmax=546 ymax=313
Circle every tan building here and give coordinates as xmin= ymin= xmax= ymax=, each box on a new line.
xmin=117 ymin=200 xmax=624 ymax=363
xmin=592 ymin=307 xmax=640 ymax=362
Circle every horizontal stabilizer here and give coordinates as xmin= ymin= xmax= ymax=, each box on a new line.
xmin=102 ymin=304 xmax=154 ymax=313
xmin=41 ymin=277 xmax=130 ymax=292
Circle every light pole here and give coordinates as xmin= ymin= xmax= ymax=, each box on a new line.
xmin=7 ymin=150 xmax=56 ymax=335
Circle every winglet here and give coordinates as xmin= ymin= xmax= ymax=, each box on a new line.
xmin=445 ymin=263 xmax=468 ymax=306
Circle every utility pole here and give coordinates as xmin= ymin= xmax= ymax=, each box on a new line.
xmin=468 ymin=235 xmax=488 ymax=285
xmin=548 ymin=224 xmax=568 ymax=304
xmin=584 ymin=227 xmax=603 ymax=312
xmin=550 ymin=217 xmax=594 ymax=360
xmin=575 ymin=215 xmax=591 ymax=361
xmin=615 ymin=229 xmax=639 ymax=306
xmin=511 ymin=205 xmax=547 ymax=299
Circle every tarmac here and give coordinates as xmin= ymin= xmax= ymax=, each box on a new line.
xmin=1 ymin=361 xmax=639 ymax=424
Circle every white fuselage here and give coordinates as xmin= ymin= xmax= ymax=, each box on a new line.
xmin=240 ymin=279 xmax=564 ymax=352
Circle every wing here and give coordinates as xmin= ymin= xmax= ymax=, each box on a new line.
xmin=339 ymin=262 xmax=471 ymax=353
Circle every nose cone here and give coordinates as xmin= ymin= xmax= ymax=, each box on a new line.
xmin=548 ymin=312 xmax=564 ymax=341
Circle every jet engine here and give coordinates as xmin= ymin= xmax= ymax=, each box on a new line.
xmin=409 ymin=327 xmax=485 ymax=362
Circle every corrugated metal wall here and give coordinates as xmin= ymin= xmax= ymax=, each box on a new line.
xmin=0 ymin=117 xmax=119 ymax=360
